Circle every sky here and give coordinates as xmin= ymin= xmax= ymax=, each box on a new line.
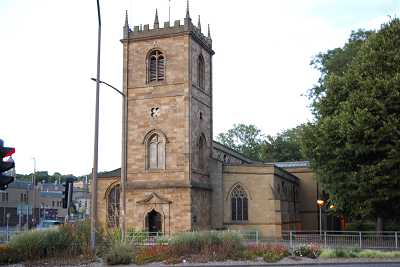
xmin=0 ymin=0 xmax=399 ymax=176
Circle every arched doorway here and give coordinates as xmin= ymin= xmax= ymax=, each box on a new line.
xmin=145 ymin=209 xmax=162 ymax=234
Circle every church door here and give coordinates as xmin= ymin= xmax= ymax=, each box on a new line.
xmin=146 ymin=209 xmax=162 ymax=234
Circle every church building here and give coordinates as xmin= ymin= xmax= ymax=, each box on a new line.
xmin=96 ymin=4 xmax=323 ymax=237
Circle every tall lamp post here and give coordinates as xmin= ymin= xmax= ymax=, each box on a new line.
xmin=317 ymin=199 xmax=325 ymax=235
xmin=91 ymin=0 xmax=102 ymax=253
xmin=90 ymin=78 xmax=127 ymax=241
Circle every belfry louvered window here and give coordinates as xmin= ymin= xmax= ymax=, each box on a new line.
xmin=148 ymin=50 xmax=165 ymax=82
xmin=197 ymin=54 xmax=205 ymax=89
xmin=231 ymin=185 xmax=248 ymax=221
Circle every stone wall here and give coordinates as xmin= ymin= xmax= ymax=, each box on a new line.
xmin=222 ymin=164 xmax=299 ymax=237
xmin=284 ymin=167 xmax=318 ymax=230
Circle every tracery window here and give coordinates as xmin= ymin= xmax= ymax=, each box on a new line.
xmin=107 ymin=184 xmax=120 ymax=227
xmin=197 ymin=54 xmax=205 ymax=89
xmin=231 ymin=184 xmax=248 ymax=221
xmin=147 ymin=133 xmax=165 ymax=170
xmin=148 ymin=50 xmax=165 ymax=82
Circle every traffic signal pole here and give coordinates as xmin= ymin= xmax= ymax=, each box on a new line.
xmin=66 ymin=182 xmax=73 ymax=222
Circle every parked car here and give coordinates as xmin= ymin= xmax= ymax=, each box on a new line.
xmin=37 ymin=220 xmax=62 ymax=230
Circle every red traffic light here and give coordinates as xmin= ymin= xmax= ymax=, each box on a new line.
xmin=3 ymin=147 xmax=15 ymax=158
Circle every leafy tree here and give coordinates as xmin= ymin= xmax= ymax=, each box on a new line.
xmin=217 ymin=124 xmax=267 ymax=161
xmin=302 ymin=19 xmax=400 ymax=230
xmin=217 ymin=124 xmax=306 ymax=162
xmin=265 ymin=126 xmax=306 ymax=162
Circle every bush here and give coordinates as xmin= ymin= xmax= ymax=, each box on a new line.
xmin=5 ymin=220 xmax=93 ymax=263
xmin=168 ymin=231 xmax=244 ymax=261
xmin=0 ymin=244 xmax=21 ymax=264
xmin=346 ymin=222 xmax=376 ymax=231
xmin=358 ymin=249 xmax=400 ymax=258
xmin=104 ymin=242 xmax=134 ymax=265
xmin=294 ymin=244 xmax=321 ymax=258
xmin=319 ymin=248 xmax=400 ymax=259
xmin=246 ymin=244 xmax=289 ymax=262
xmin=134 ymin=245 xmax=170 ymax=265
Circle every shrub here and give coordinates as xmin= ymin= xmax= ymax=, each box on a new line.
xmin=294 ymin=244 xmax=321 ymax=258
xmin=168 ymin=231 xmax=244 ymax=261
xmin=358 ymin=250 xmax=400 ymax=258
xmin=8 ymin=229 xmax=48 ymax=260
xmin=246 ymin=244 xmax=289 ymax=262
xmin=0 ymin=244 xmax=21 ymax=264
xmin=104 ymin=242 xmax=134 ymax=265
xmin=5 ymin=220 xmax=93 ymax=263
xmin=134 ymin=245 xmax=170 ymax=265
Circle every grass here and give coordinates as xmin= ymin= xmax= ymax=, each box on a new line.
xmin=320 ymin=248 xmax=400 ymax=258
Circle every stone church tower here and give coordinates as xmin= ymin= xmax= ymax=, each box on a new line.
xmin=97 ymin=4 xmax=322 ymax=238
xmin=120 ymin=4 xmax=214 ymax=233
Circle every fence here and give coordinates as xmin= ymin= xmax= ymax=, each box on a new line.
xmin=283 ymin=231 xmax=399 ymax=251
xmin=1 ymin=227 xmax=399 ymax=251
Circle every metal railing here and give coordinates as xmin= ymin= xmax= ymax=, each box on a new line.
xmin=283 ymin=231 xmax=400 ymax=250
xmin=126 ymin=231 xmax=166 ymax=245
xmin=2 ymin=227 xmax=399 ymax=252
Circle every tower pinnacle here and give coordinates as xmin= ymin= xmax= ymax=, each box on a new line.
xmin=123 ymin=10 xmax=130 ymax=38
xmin=186 ymin=0 xmax=190 ymax=19
xmin=154 ymin=9 xmax=159 ymax=29
xmin=207 ymin=24 xmax=211 ymax=39
xmin=197 ymin=15 xmax=201 ymax=32
xmin=124 ymin=10 xmax=129 ymax=28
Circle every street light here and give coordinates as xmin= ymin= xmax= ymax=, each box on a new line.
xmin=317 ymin=199 xmax=325 ymax=235
xmin=90 ymin=78 xmax=127 ymax=242
xmin=91 ymin=0 xmax=102 ymax=253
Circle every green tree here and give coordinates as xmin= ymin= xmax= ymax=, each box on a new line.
xmin=217 ymin=124 xmax=306 ymax=162
xmin=265 ymin=125 xmax=306 ymax=162
xmin=217 ymin=124 xmax=267 ymax=161
xmin=302 ymin=19 xmax=400 ymax=230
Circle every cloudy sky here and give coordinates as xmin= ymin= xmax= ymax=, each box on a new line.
xmin=0 ymin=0 xmax=398 ymax=175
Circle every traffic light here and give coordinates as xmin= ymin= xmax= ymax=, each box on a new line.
xmin=0 ymin=139 xmax=15 ymax=190
xmin=62 ymin=178 xmax=74 ymax=209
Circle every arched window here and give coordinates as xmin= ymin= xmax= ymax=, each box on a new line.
xmin=231 ymin=184 xmax=248 ymax=221
xmin=197 ymin=54 xmax=205 ymax=89
xmin=107 ymin=184 xmax=120 ymax=227
xmin=198 ymin=134 xmax=206 ymax=170
xmin=147 ymin=133 xmax=165 ymax=169
xmin=148 ymin=50 xmax=165 ymax=82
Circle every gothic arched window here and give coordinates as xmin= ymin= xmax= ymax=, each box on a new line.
xmin=198 ymin=134 xmax=206 ymax=170
xmin=147 ymin=133 xmax=165 ymax=170
xmin=107 ymin=184 xmax=120 ymax=227
xmin=231 ymin=184 xmax=248 ymax=221
xmin=148 ymin=50 xmax=165 ymax=82
xmin=197 ymin=54 xmax=205 ymax=89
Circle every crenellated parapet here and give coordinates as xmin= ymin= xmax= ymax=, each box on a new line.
xmin=122 ymin=3 xmax=213 ymax=54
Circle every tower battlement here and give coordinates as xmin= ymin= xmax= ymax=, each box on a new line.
xmin=122 ymin=6 xmax=213 ymax=53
